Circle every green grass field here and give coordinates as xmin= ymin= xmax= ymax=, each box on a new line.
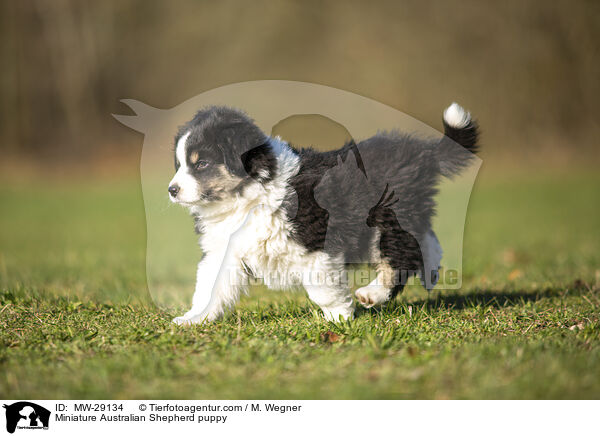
xmin=1 ymin=169 xmax=599 ymax=399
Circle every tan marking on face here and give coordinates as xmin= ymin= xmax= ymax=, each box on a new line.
xmin=202 ymin=164 xmax=243 ymax=197
xmin=190 ymin=151 xmax=199 ymax=165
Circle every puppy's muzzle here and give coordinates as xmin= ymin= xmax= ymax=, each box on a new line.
xmin=168 ymin=184 xmax=180 ymax=198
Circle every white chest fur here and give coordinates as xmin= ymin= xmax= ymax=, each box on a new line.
xmin=199 ymin=204 xmax=308 ymax=290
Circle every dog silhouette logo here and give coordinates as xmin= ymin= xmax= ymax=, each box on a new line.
xmin=3 ymin=402 xmax=50 ymax=433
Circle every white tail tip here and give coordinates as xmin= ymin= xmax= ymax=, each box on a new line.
xmin=443 ymin=102 xmax=471 ymax=128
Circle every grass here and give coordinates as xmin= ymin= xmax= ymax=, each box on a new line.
xmin=1 ymin=168 xmax=599 ymax=399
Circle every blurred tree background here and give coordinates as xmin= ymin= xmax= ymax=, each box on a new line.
xmin=1 ymin=0 xmax=598 ymax=168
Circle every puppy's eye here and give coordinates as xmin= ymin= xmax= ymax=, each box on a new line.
xmin=195 ymin=160 xmax=210 ymax=169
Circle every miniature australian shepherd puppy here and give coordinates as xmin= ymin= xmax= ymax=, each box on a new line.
xmin=168 ymin=103 xmax=479 ymax=324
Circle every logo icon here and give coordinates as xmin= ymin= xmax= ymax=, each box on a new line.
xmin=3 ymin=402 xmax=50 ymax=434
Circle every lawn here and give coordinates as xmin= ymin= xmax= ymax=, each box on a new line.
xmin=1 ymin=168 xmax=599 ymax=399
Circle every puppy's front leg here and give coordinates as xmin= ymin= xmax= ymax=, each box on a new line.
xmin=173 ymin=207 xmax=263 ymax=325
xmin=173 ymin=252 xmax=246 ymax=325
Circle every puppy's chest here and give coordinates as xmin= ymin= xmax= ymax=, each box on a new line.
xmin=201 ymin=207 xmax=306 ymax=284
xmin=240 ymin=208 xmax=307 ymax=284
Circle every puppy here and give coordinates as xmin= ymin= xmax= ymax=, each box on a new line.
xmin=168 ymin=103 xmax=478 ymax=324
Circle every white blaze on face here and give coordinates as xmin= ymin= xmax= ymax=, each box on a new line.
xmin=169 ymin=131 xmax=201 ymax=203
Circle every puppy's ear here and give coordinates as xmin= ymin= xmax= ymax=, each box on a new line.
xmin=241 ymin=143 xmax=277 ymax=182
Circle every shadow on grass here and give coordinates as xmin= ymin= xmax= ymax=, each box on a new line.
xmin=357 ymin=283 xmax=593 ymax=317
xmin=227 ymin=284 xmax=591 ymax=322
xmin=229 ymin=282 xmax=595 ymax=322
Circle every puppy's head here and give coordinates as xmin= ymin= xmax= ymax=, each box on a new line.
xmin=168 ymin=106 xmax=276 ymax=205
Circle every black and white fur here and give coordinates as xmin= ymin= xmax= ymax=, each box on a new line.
xmin=168 ymin=103 xmax=479 ymax=324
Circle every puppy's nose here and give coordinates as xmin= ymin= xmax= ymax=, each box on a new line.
xmin=168 ymin=184 xmax=180 ymax=197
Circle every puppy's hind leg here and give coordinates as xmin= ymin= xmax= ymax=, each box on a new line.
xmin=355 ymin=226 xmax=422 ymax=308
xmin=298 ymin=253 xmax=354 ymax=321
xmin=354 ymin=261 xmax=398 ymax=308
xmin=305 ymin=283 xmax=355 ymax=321
xmin=419 ymin=230 xmax=442 ymax=291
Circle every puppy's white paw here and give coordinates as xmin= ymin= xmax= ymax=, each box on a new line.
xmin=172 ymin=310 xmax=222 ymax=325
xmin=172 ymin=315 xmax=195 ymax=326
xmin=322 ymin=306 xmax=354 ymax=322
xmin=355 ymin=285 xmax=391 ymax=308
